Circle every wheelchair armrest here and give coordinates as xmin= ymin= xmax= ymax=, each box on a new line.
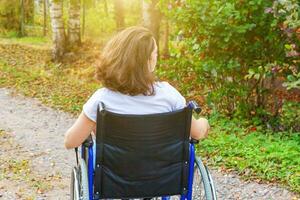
xmin=82 ymin=134 xmax=93 ymax=148
xmin=188 ymin=101 xmax=202 ymax=114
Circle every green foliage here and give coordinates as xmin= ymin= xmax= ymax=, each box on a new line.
xmin=160 ymin=0 xmax=293 ymax=116
xmin=198 ymin=116 xmax=300 ymax=193
xmin=283 ymin=72 xmax=300 ymax=89
xmin=280 ymin=101 xmax=300 ymax=132
xmin=271 ymin=0 xmax=300 ymax=91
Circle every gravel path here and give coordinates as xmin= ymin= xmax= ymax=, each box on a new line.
xmin=0 ymin=88 xmax=298 ymax=200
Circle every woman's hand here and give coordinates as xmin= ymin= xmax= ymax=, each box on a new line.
xmin=190 ymin=117 xmax=210 ymax=140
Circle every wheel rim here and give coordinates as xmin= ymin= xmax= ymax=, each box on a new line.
xmin=192 ymin=165 xmax=207 ymax=200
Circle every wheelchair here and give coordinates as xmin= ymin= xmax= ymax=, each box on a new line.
xmin=70 ymin=101 xmax=217 ymax=200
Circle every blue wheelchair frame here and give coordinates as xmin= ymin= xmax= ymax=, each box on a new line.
xmin=81 ymin=101 xmax=200 ymax=200
xmin=81 ymin=140 xmax=197 ymax=200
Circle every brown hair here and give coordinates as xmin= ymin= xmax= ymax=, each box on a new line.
xmin=95 ymin=26 xmax=156 ymax=96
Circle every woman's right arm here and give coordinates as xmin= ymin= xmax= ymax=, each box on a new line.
xmin=190 ymin=117 xmax=210 ymax=140
xmin=64 ymin=112 xmax=96 ymax=149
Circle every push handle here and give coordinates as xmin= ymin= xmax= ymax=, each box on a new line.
xmin=188 ymin=101 xmax=202 ymax=143
xmin=188 ymin=100 xmax=202 ymax=114
xmin=74 ymin=147 xmax=79 ymax=166
xmin=82 ymin=134 xmax=93 ymax=148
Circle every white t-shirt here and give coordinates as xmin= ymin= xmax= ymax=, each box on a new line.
xmin=83 ymin=81 xmax=186 ymax=122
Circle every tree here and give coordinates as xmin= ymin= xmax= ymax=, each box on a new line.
xmin=113 ymin=0 xmax=125 ymax=30
xmin=162 ymin=18 xmax=169 ymax=58
xmin=82 ymin=0 xmax=86 ymax=37
xmin=49 ymin=0 xmax=66 ymax=61
xmin=43 ymin=0 xmax=47 ymax=36
xmin=68 ymin=0 xmax=81 ymax=47
xmin=142 ymin=0 xmax=161 ymax=50
xmin=24 ymin=0 xmax=34 ymax=24
xmin=20 ymin=0 xmax=25 ymax=36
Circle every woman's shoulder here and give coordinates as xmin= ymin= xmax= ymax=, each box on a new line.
xmin=155 ymin=81 xmax=182 ymax=95
xmin=156 ymin=81 xmax=186 ymax=110
xmin=92 ymin=87 xmax=109 ymax=96
xmin=84 ymin=87 xmax=109 ymax=105
xmin=154 ymin=81 xmax=174 ymax=89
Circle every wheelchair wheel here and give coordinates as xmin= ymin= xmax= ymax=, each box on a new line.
xmin=70 ymin=167 xmax=80 ymax=200
xmin=70 ymin=158 xmax=89 ymax=200
xmin=205 ymin=165 xmax=217 ymax=200
xmin=192 ymin=156 xmax=215 ymax=200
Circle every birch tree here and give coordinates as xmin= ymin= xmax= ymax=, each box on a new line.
xmin=49 ymin=0 xmax=66 ymax=61
xmin=68 ymin=0 xmax=81 ymax=47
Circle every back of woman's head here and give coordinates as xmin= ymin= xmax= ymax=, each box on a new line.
xmin=96 ymin=26 xmax=156 ymax=96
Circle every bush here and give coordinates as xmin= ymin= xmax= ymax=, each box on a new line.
xmin=271 ymin=0 xmax=300 ymax=91
xmin=160 ymin=0 xmax=295 ymax=118
xmin=280 ymin=101 xmax=300 ymax=132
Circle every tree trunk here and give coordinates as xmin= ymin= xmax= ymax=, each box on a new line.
xmin=163 ymin=19 xmax=169 ymax=58
xmin=68 ymin=0 xmax=81 ymax=47
xmin=142 ymin=0 xmax=161 ymax=53
xmin=43 ymin=0 xmax=47 ymax=36
xmin=82 ymin=0 xmax=86 ymax=38
xmin=24 ymin=0 xmax=34 ymax=24
xmin=20 ymin=0 xmax=25 ymax=36
xmin=49 ymin=0 xmax=66 ymax=61
xmin=113 ymin=0 xmax=125 ymax=30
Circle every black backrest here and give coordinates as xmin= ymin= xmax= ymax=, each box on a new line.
xmin=94 ymin=105 xmax=192 ymax=199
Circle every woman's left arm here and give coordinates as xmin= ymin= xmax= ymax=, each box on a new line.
xmin=64 ymin=112 xmax=96 ymax=149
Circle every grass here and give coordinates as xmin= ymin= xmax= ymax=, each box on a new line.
xmin=0 ymin=37 xmax=299 ymax=193
xmin=0 ymin=36 xmax=50 ymax=46
xmin=5 ymin=36 xmax=50 ymax=45
xmin=198 ymin=116 xmax=300 ymax=193
xmin=0 ymin=31 xmax=50 ymax=46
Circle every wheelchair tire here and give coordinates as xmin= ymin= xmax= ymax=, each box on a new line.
xmin=205 ymin=166 xmax=217 ymax=200
xmin=70 ymin=167 xmax=80 ymax=200
xmin=193 ymin=156 xmax=214 ymax=200
xmin=70 ymin=159 xmax=89 ymax=200
xmin=79 ymin=158 xmax=90 ymax=200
